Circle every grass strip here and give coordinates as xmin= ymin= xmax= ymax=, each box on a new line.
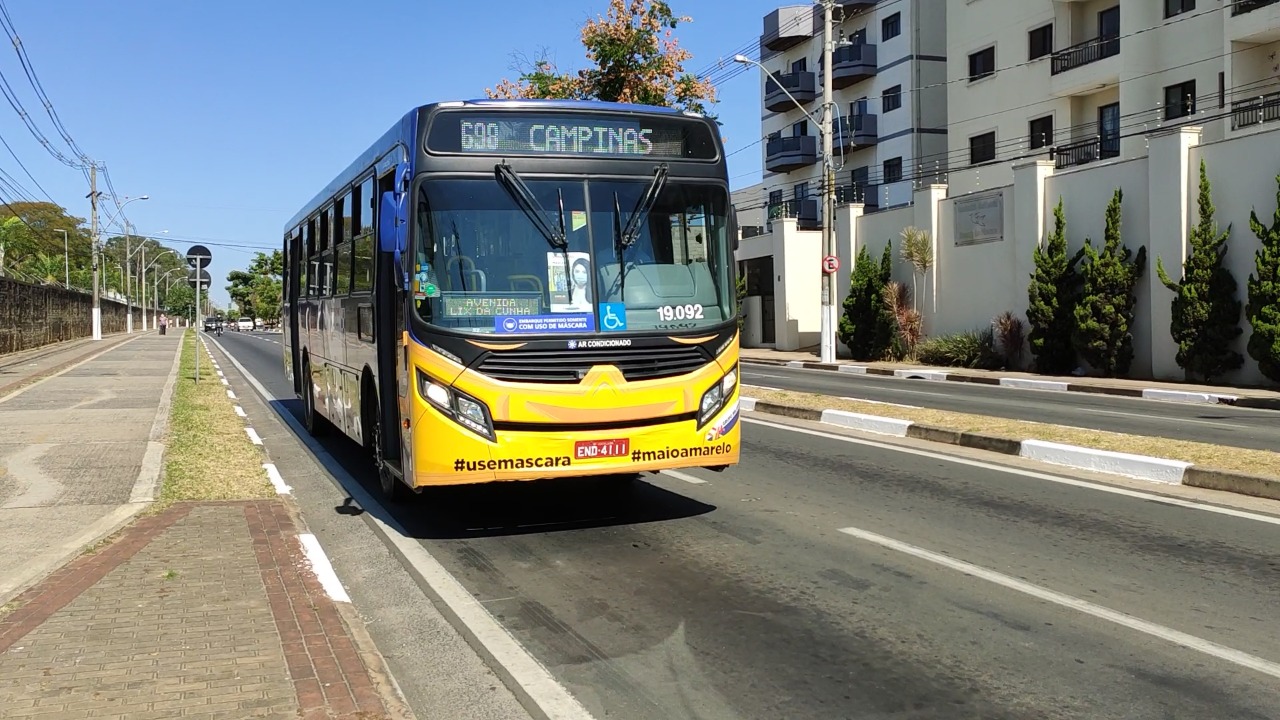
xmin=743 ymin=385 xmax=1279 ymax=479
xmin=160 ymin=329 xmax=274 ymax=502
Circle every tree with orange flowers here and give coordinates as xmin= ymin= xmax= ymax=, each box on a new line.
xmin=486 ymin=0 xmax=716 ymax=115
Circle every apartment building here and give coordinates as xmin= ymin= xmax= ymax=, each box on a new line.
xmin=946 ymin=0 xmax=1280 ymax=193
xmin=748 ymin=0 xmax=948 ymax=227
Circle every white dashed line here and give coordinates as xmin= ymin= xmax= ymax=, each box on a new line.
xmin=298 ymin=534 xmax=350 ymax=603
xmin=227 ymin=390 xmax=236 ymax=399
xmin=661 ymin=469 xmax=708 ymax=485
xmin=837 ymin=525 xmax=1280 ymax=681
xmin=234 ymin=405 xmax=247 ymax=417
xmin=245 ymin=427 xmax=263 ymax=445
xmin=263 ymin=463 xmax=291 ymax=495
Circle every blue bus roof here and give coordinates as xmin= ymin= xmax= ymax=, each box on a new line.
xmin=284 ymin=99 xmax=708 ymax=231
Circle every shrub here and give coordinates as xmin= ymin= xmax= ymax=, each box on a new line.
xmin=1246 ymin=173 xmax=1280 ymax=383
xmin=993 ymin=311 xmax=1025 ymax=369
xmin=916 ymin=328 xmax=1002 ymax=369
xmin=883 ymin=280 xmax=922 ymax=360
xmin=1027 ymin=198 xmax=1085 ymax=374
xmin=838 ymin=242 xmax=894 ymax=360
xmin=1073 ymin=188 xmax=1147 ymax=377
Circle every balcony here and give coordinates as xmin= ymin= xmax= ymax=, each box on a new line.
xmin=761 ymin=6 xmax=816 ymax=53
xmin=764 ymin=71 xmax=817 ymax=112
xmin=1052 ymin=136 xmax=1120 ymax=169
xmin=836 ymin=183 xmax=880 ymax=209
xmin=829 ymin=43 xmax=877 ymax=88
xmin=838 ymin=0 xmax=877 ymax=9
xmin=833 ymin=114 xmax=878 ymax=150
xmin=1233 ymin=0 xmax=1280 ymax=14
xmin=1232 ymin=91 xmax=1280 ymax=131
xmin=765 ymin=135 xmax=819 ymax=173
xmin=767 ymin=198 xmax=820 ymax=230
xmin=1051 ymin=36 xmax=1120 ymax=75
xmin=1049 ymin=36 xmax=1121 ymax=98
xmin=1227 ymin=0 xmax=1280 ymax=42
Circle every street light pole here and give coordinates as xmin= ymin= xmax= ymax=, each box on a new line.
xmin=819 ymin=0 xmax=837 ymax=364
xmin=89 ymin=167 xmax=101 ymax=340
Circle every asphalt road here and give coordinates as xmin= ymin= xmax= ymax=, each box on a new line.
xmin=219 ymin=330 xmax=1280 ymax=720
xmin=743 ymin=362 xmax=1280 ymax=451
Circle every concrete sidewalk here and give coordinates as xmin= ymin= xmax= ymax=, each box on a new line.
xmin=0 ymin=333 xmax=178 ymax=605
xmin=742 ymin=347 xmax=1280 ymax=409
xmin=0 ymin=331 xmax=409 ymax=718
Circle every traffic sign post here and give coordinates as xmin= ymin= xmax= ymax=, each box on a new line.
xmin=822 ymin=255 xmax=840 ymax=275
xmin=186 ymin=246 xmax=212 ymax=384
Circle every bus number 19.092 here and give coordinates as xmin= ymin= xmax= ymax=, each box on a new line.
xmin=657 ymin=304 xmax=704 ymax=322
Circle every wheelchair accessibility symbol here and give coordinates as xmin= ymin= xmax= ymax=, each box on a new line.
xmin=600 ymin=303 xmax=628 ymax=332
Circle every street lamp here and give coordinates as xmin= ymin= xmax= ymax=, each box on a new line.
xmin=735 ymin=0 xmax=846 ymax=364
xmin=91 ymin=193 xmax=149 ymax=340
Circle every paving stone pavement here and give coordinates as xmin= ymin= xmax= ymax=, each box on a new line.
xmin=0 ymin=500 xmax=396 ymax=719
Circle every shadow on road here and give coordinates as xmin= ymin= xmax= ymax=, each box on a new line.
xmin=267 ymin=398 xmax=716 ymax=541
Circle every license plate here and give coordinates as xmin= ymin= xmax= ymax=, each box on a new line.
xmin=574 ymin=438 xmax=630 ymax=460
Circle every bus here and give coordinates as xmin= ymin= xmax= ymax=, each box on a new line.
xmin=282 ymin=98 xmax=741 ymax=500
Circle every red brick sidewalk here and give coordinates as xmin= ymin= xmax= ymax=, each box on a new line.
xmin=0 ymin=500 xmax=407 ymax=719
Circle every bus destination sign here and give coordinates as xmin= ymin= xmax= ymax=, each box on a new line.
xmin=461 ymin=117 xmax=660 ymax=157
xmin=440 ymin=293 xmax=541 ymax=318
xmin=426 ymin=110 xmax=718 ymax=160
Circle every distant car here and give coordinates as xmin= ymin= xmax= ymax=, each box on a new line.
xmin=203 ymin=317 xmax=220 ymax=332
xmin=237 ymin=317 xmax=254 ymax=331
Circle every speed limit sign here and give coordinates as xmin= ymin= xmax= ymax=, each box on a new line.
xmin=822 ymin=255 xmax=840 ymax=274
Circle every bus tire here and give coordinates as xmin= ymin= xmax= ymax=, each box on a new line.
xmin=302 ymin=359 xmax=327 ymax=437
xmin=366 ymin=390 xmax=405 ymax=503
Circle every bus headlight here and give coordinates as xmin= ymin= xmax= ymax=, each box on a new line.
xmin=416 ymin=369 xmax=495 ymax=441
xmin=697 ymin=363 xmax=738 ymax=428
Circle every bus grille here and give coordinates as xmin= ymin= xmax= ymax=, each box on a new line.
xmin=475 ymin=345 xmax=711 ymax=383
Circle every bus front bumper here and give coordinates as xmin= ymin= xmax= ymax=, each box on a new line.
xmin=411 ymin=395 xmax=742 ymax=487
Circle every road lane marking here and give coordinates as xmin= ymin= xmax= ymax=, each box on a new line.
xmin=743 ymin=372 xmax=788 ymax=380
xmin=837 ymin=525 xmax=1280 ymax=681
xmin=227 ymin=390 xmax=236 ymax=399
xmin=298 ymin=533 xmax=350 ymax=603
xmin=743 ymin=417 xmax=1280 ymax=527
xmin=245 ymin=427 xmax=263 ymax=445
xmin=1081 ymin=407 xmax=1246 ymax=430
xmin=661 ymin=469 xmax=708 ymax=484
xmin=234 ymin=405 xmax=247 ymax=417
xmin=263 ymin=463 xmax=291 ymax=495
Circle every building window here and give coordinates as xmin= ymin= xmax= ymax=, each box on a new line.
xmin=969 ymin=132 xmax=996 ymax=165
xmin=794 ymin=182 xmax=810 ymax=200
xmin=882 ymin=85 xmax=902 ymax=112
xmin=1029 ymin=115 xmax=1053 ymax=149
xmin=1164 ymin=0 xmax=1193 ymax=18
xmin=791 ymin=120 xmax=808 ymax=137
xmin=882 ymin=13 xmax=900 ymax=41
xmin=883 ymin=157 xmax=902 ymax=184
xmin=968 ymin=47 xmax=995 ymax=82
xmin=1164 ymin=80 xmax=1196 ymax=120
xmin=768 ymin=189 xmax=783 ymax=205
xmin=1028 ymin=24 xmax=1052 ymax=60
xmin=791 ymin=57 xmax=807 ymax=73
xmin=1218 ymin=71 xmax=1225 ymax=108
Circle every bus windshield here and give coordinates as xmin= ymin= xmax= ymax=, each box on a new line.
xmin=411 ymin=176 xmax=734 ymax=335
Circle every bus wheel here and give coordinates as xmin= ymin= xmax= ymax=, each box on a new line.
xmin=368 ymin=396 xmax=405 ymax=503
xmin=303 ymin=361 xmax=326 ymax=437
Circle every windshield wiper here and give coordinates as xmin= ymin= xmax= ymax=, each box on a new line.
xmin=494 ymin=162 xmax=575 ymax=302
xmin=614 ymin=163 xmax=669 ymax=300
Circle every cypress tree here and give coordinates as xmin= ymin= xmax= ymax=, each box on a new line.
xmin=1246 ymin=173 xmax=1280 ymax=383
xmin=838 ymin=242 xmax=893 ymax=361
xmin=1073 ymin=188 xmax=1147 ymax=377
xmin=1155 ymin=160 xmax=1243 ymax=382
xmin=1026 ymin=198 xmax=1085 ymax=374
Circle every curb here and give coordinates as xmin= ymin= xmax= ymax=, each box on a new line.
xmin=743 ymin=394 xmax=1280 ymax=503
xmin=751 ymin=357 xmax=1280 ymax=410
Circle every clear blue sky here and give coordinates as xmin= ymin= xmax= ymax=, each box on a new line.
xmin=4 ymin=0 xmax=780 ymax=306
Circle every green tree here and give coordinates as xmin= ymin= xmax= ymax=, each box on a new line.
xmin=1072 ymin=188 xmax=1147 ymax=377
xmin=838 ymin=242 xmax=893 ymax=361
xmin=1026 ymin=198 xmax=1085 ymax=374
xmin=486 ymin=0 xmax=716 ymax=115
xmin=226 ymin=250 xmax=283 ymax=321
xmin=735 ymin=274 xmax=747 ymax=330
xmin=1154 ymin=160 xmax=1243 ymax=381
xmin=1245 ymin=173 xmax=1280 ymax=383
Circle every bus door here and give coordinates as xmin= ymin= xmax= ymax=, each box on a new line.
xmin=375 ymin=168 xmax=411 ymax=482
xmin=287 ymin=229 xmax=303 ymax=394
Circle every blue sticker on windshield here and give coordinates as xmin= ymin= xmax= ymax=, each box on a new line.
xmin=599 ymin=303 xmax=627 ymax=332
xmin=495 ymin=314 xmax=595 ymax=334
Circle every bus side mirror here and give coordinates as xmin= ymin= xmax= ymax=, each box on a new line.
xmin=728 ymin=206 xmax=740 ymax=252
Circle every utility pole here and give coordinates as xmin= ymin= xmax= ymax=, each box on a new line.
xmin=125 ymin=229 xmax=133 ymax=334
xmin=819 ymin=0 xmax=837 ymax=364
xmin=90 ymin=165 xmax=101 ymax=340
